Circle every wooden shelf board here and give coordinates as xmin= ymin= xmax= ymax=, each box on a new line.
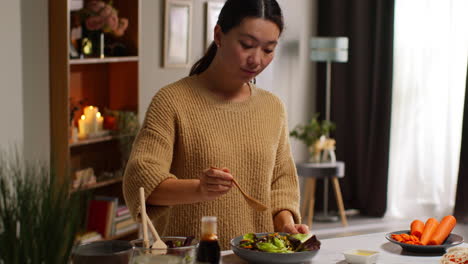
xmin=70 ymin=56 xmax=139 ymax=65
xmin=104 ymin=228 xmax=138 ymax=241
xmin=71 ymin=177 xmax=123 ymax=192
xmin=70 ymin=134 xmax=134 ymax=148
xmin=70 ymin=135 xmax=116 ymax=147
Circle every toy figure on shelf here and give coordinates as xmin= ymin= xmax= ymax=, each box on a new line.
xmin=70 ymin=0 xmax=129 ymax=58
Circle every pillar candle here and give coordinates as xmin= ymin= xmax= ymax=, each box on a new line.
xmin=100 ymin=33 xmax=105 ymax=59
xmin=78 ymin=115 xmax=87 ymax=139
xmin=96 ymin=112 xmax=104 ymax=131
xmin=83 ymin=106 xmax=98 ymax=133
xmin=83 ymin=106 xmax=98 ymax=119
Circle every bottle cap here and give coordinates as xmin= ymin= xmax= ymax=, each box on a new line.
xmin=201 ymin=216 xmax=217 ymax=223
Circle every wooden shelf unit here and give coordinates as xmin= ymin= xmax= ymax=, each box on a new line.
xmin=49 ymin=0 xmax=141 ymax=240
xmin=49 ymin=0 xmax=140 ymax=180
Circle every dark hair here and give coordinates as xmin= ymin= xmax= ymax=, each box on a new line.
xmin=189 ymin=0 xmax=284 ymax=76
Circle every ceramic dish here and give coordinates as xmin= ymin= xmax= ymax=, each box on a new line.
xmin=343 ymin=249 xmax=379 ymax=264
xmin=230 ymin=233 xmax=320 ymax=264
xmin=385 ymin=230 xmax=464 ymax=253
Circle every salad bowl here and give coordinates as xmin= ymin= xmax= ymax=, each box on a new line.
xmin=230 ymin=232 xmax=320 ymax=264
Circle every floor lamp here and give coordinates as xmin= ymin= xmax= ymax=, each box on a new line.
xmin=310 ymin=37 xmax=348 ymax=222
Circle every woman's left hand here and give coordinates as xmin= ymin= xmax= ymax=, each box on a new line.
xmin=280 ymin=223 xmax=310 ymax=234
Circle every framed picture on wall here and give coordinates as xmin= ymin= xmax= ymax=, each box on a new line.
xmin=164 ymin=0 xmax=193 ymax=68
xmin=205 ymin=1 xmax=224 ymax=49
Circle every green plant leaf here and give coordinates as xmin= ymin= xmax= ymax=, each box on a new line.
xmin=0 ymin=150 xmax=89 ymax=264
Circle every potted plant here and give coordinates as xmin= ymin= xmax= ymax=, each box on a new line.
xmin=289 ymin=114 xmax=336 ymax=163
xmin=0 ymin=151 xmax=89 ymax=264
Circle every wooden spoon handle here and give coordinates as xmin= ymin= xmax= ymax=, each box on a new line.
xmin=146 ymin=214 xmax=162 ymax=242
xmin=139 ymin=187 xmax=150 ymax=248
xmin=210 ymin=166 xmax=268 ymax=211
xmin=232 ymin=178 xmax=249 ymax=197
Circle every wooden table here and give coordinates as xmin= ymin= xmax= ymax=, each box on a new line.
xmin=221 ymin=232 xmax=468 ymax=263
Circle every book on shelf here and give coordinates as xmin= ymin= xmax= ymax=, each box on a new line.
xmin=86 ymin=196 xmax=118 ymax=238
xmin=96 ymin=196 xmax=119 ymax=237
xmin=116 ymin=205 xmax=130 ymax=217
xmin=114 ymin=212 xmax=132 ymax=223
xmin=76 ymin=231 xmax=103 ymax=244
xmin=86 ymin=199 xmax=111 ymax=237
xmin=86 ymin=197 xmax=137 ymax=238
xmin=115 ymin=217 xmax=136 ymax=230
xmin=115 ymin=223 xmax=138 ymax=236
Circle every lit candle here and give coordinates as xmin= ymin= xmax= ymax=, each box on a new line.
xmin=100 ymin=33 xmax=104 ymax=59
xmin=78 ymin=115 xmax=87 ymax=139
xmin=84 ymin=106 xmax=98 ymax=133
xmin=84 ymin=106 xmax=98 ymax=120
xmin=96 ymin=112 xmax=104 ymax=131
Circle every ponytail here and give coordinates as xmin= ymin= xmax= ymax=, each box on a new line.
xmin=190 ymin=42 xmax=218 ymax=76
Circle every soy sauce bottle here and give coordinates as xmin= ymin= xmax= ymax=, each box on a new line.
xmin=196 ymin=216 xmax=221 ymax=264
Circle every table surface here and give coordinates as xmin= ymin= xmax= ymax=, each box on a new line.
xmin=221 ymin=231 xmax=468 ymax=264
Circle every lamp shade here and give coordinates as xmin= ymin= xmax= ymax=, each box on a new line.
xmin=310 ymin=37 xmax=349 ymax=62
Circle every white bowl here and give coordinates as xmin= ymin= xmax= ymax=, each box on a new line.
xmin=343 ymin=249 xmax=379 ymax=264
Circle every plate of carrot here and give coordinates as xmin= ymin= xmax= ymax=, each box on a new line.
xmin=385 ymin=215 xmax=464 ymax=253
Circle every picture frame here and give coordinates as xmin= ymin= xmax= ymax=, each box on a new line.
xmin=205 ymin=1 xmax=224 ymax=49
xmin=164 ymin=0 xmax=193 ymax=68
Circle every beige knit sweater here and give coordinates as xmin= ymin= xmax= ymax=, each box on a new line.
xmin=123 ymin=75 xmax=301 ymax=249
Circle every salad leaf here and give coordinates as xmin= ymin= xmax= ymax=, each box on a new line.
xmin=290 ymin=233 xmax=312 ymax=242
xmin=257 ymin=242 xmax=292 ymax=253
xmin=243 ymin=233 xmax=256 ymax=242
xmin=238 ymin=233 xmax=320 ymax=253
xmin=286 ymin=236 xmax=301 ymax=250
xmin=273 ymin=237 xmax=286 ymax=249
xmin=296 ymin=235 xmax=321 ymax=252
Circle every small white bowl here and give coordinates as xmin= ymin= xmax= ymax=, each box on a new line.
xmin=343 ymin=249 xmax=379 ymax=264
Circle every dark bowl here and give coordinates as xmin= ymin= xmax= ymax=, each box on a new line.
xmin=230 ymin=232 xmax=320 ymax=264
xmin=385 ymin=230 xmax=464 ymax=253
xmin=72 ymin=240 xmax=133 ymax=264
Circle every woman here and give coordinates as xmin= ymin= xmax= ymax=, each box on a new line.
xmin=123 ymin=0 xmax=308 ymax=249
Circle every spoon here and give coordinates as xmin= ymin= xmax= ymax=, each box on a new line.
xmin=139 ymin=187 xmax=167 ymax=252
xmin=211 ymin=167 xmax=268 ymax=211
xmin=146 ymin=214 xmax=167 ymax=251
xmin=139 ymin=187 xmax=150 ymax=248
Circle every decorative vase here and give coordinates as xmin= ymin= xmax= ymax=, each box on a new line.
xmin=308 ymin=136 xmax=337 ymax=163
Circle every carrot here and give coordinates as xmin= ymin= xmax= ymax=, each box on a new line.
xmin=420 ymin=218 xmax=439 ymax=245
xmin=410 ymin=220 xmax=425 ymax=239
xmin=392 ymin=234 xmax=403 ymax=242
xmin=428 ymin=215 xmax=457 ymax=245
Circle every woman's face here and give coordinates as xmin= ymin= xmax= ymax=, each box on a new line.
xmin=214 ymin=17 xmax=280 ymax=84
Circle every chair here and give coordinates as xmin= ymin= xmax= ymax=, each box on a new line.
xmin=297 ymin=161 xmax=348 ymax=228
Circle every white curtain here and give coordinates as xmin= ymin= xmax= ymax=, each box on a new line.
xmin=387 ymin=0 xmax=468 ymax=219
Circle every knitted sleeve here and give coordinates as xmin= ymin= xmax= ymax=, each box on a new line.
xmin=270 ymin=110 xmax=301 ymax=224
xmin=123 ymin=89 xmax=178 ymax=222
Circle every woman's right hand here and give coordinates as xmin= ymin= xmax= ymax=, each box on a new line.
xmin=198 ymin=167 xmax=233 ymax=201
